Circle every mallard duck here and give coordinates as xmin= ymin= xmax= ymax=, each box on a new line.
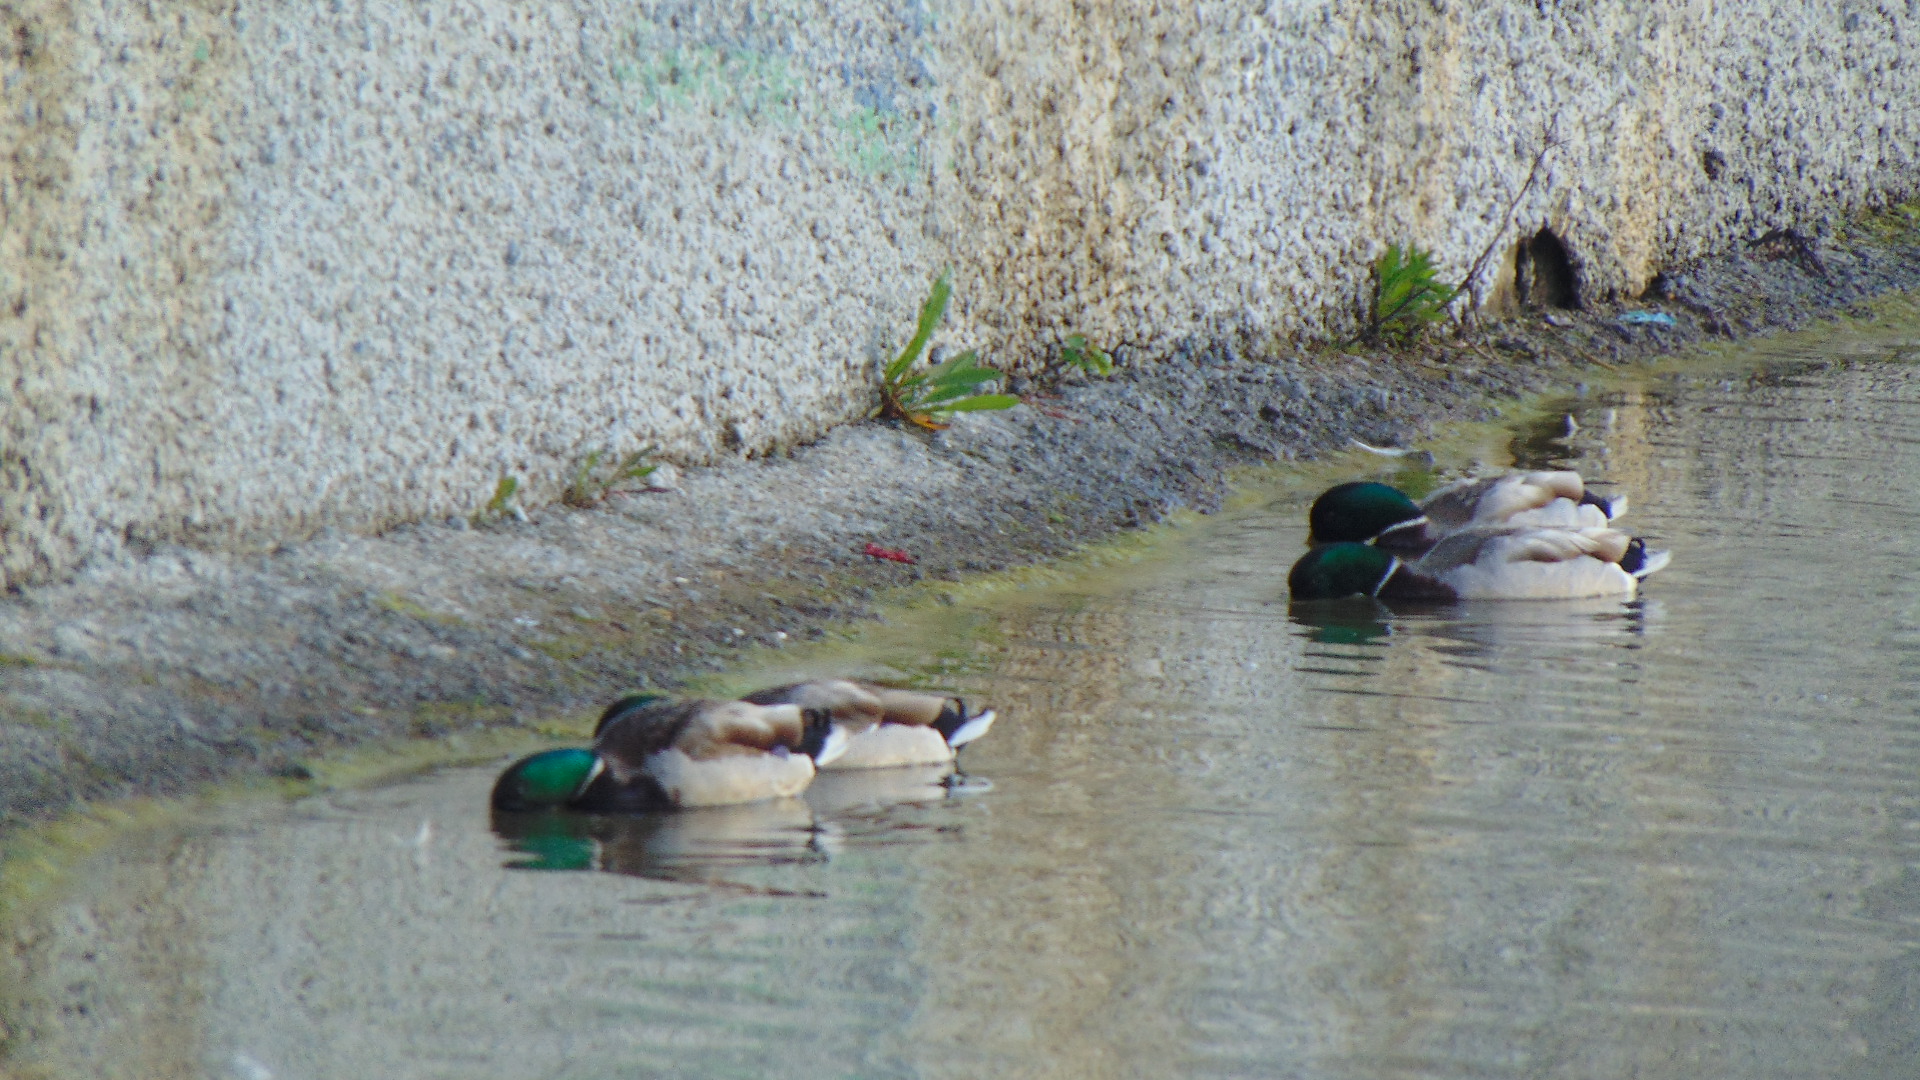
xmin=1308 ymin=471 xmax=1625 ymax=553
xmin=1289 ymin=526 xmax=1669 ymax=601
xmin=491 ymin=693 xmax=849 ymax=812
xmin=737 ymin=679 xmax=995 ymax=769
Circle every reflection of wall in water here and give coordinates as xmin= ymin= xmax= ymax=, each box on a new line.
xmin=1490 ymin=353 xmax=1920 ymax=1071
xmin=907 ymin=590 xmax=1211 ymax=1078
xmin=907 ymin=539 xmax=1504 ymax=1070
xmin=4 ymin=831 xmax=215 ymax=1079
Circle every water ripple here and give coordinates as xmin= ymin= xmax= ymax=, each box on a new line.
xmin=15 ymin=340 xmax=1920 ymax=1079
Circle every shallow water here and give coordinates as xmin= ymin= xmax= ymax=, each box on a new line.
xmin=11 ymin=324 xmax=1920 ymax=1079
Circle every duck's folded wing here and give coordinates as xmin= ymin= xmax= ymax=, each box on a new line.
xmin=1422 ymin=527 xmax=1638 ymax=600
xmin=1416 ymin=478 xmax=1498 ymax=530
xmin=1487 ymin=529 xmax=1637 ymax=599
xmin=598 ymin=699 xmax=810 ymax=765
xmin=1508 ymin=526 xmax=1631 ymax=564
xmin=1410 ymin=529 xmax=1507 ymax=575
xmin=676 ymin=701 xmax=812 ymax=758
xmin=1422 ymin=471 xmax=1587 ymax=530
xmin=595 ymin=698 xmax=708 ymax=765
xmin=744 ymin=679 xmax=885 ymax=726
xmin=1502 ymin=498 xmax=1612 ymax=531
xmin=867 ymin=687 xmax=958 ymax=727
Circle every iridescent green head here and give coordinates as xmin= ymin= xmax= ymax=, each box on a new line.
xmin=491 ymin=748 xmax=601 ymax=811
xmin=1307 ymin=482 xmax=1425 ymax=545
xmin=594 ymin=692 xmax=670 ymax=737
xmin=1288 ymin=543 xmax=1399 ymax=600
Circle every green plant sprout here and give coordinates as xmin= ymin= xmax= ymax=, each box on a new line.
xmin=1060 ymin=333 xmax=1113 ymax=376
xmin=478 ymin=475 xmax=520 ymax=522
xmin=880 ymin=271 xmax=1019 ymax=430
xmin=1363 ymin=243 xmax=1460 ymax=345
xmin=562 ymin=448 xmax=659 ymax=508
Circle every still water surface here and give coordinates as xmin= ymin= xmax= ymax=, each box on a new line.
xmin=11 ymin=326 xmax=1920 ymax=1079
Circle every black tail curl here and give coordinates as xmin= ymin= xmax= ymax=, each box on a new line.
xmin=1580 ymin=490 xmax=1625 ymax=520
xmin=1620 ymin=537 xmax=1652 ymax=576
xmin=931 ymin=697 xmax=970 ymax=743
xmin=795 ymin=706 xmax=838 ymax=760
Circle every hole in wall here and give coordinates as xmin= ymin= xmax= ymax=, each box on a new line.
xmin=1702 ymin=149 xmax=1726 ymax=180
xmin=1513 ymin=227 xmax=1582 ymax=310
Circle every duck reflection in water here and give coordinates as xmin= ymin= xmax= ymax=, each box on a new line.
xmin=492 ymin=797 xmax=825 ymax=879
xmin=1288 ymin=593 xmax=1661 ymax=668
xmin=491 ymin=763 xmax=969 ymax=883
xmin=1417 ymin=595 xmax=1662 ymax=655
xmin=1288 ymin=601 xmax=1395 ymax=646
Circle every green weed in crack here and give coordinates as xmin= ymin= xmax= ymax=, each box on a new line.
xmin=1059 ymin=333 xmax=1114 ymax=376
xmin=562 ymin=448 xmax=660 ymax=508
xmin=879 ymin=271 xmax=1019 ymax=430
xmin=475 ymin=475 xmax=521 ymax=524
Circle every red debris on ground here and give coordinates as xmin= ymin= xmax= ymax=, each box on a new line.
xmin=861 ymin=543 xmax=918 ymax=564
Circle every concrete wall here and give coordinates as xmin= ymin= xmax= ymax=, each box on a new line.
xmin=2 ymin=0 xmax=1915 ymax=588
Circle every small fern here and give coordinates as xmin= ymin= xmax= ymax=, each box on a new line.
xmin=880 ymin=271 xmax=1019 ymax=430
xmin=1364 ymin=243 xmax=1459 ymax=344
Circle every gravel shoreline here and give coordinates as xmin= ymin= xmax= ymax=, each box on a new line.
xmin=3 ymin=222 xmax=1918 ymax=827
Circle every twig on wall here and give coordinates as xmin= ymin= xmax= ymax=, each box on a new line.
xmin=1458 ymin=115 xmax=1564 ymax=318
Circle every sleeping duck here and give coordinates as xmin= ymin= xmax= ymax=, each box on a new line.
xmin=1289 ymin=526 xmax=1669 ymax=602
xmin=1308 ymin=471 xmax=1626 ymax=553
xmin=736 ymin=679 xmax=995 ymax=769
xmin=491 ymin=694 xmax=849 ymax=812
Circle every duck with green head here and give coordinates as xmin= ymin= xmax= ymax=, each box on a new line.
xmin=491 ymin=693 xmax=849 ymax=812
xmin=1290 ymin=526 xmax=1669 ymax=602
xmin=1308 ymin=471 xmax=1625 ymax=553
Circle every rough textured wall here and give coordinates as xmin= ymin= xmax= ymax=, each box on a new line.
xmin=2 ymin=0 xmax=1916 ymax=588
xmin=939 ymin=1 xmax=1920 ymax=348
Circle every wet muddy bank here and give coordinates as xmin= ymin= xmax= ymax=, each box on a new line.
xmin=3 ymin=221 xmax=1920 ymax=829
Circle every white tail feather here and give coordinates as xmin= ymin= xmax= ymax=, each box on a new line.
xmin=1631 ymin=547 xmax=1672 ymax=578
xmin=813 ymin=724 xmax=851 ymax=767
xmin=946 ymin=709 xmax=996 ymax=748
